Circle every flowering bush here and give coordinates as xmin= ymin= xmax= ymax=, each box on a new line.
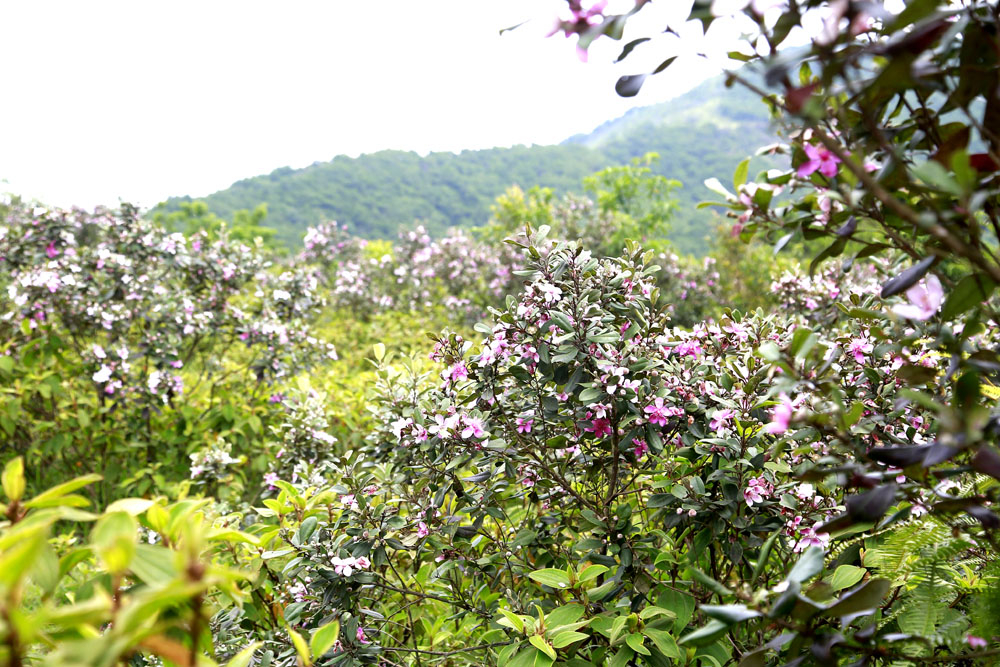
xmin=0 ymin=198 xmax=336 ymax=501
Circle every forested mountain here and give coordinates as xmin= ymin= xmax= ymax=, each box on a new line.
xmin=155 ymin=77 xmax=778 ymax=254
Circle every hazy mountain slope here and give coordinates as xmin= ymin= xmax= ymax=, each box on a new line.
xmin=155 ymin=77 xmax=779 ymax=254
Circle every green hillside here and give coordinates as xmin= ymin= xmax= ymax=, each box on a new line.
xmin=154 ymin=77 xmax=778 ymax=255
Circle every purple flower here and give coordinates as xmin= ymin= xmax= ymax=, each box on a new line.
xmin=797 ymin=142 xmax=841 ymax=178
xmin=633 ymin=438 xmax=649 ymax=459
xmin=763 ymin=394 xmax=794 ymax=435
xmin=644 ymin=397 xmax=671 ymax=427
xmin=710 ymin=409 xmax=734 ymax=433
xmin=891 ymin=274 xmax=943 ymax=321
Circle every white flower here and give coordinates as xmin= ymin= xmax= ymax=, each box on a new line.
xmin=92 ymin=365 xmax=112 ymax=383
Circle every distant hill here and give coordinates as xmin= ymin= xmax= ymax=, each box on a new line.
xmin=154 ymin=77 xmax=779 ymax=255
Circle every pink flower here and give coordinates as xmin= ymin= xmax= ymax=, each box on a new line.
xmin=644 ymin=397 xmax=670 ymax=427
xmin=848 ymin=335 xmax=873 ymax=364
xmin=633 ymin=438 xmax=649 ymax=459
xmin=417 ymin=522 xmax=429 ymax=538
xmin=797 ymin=142 xmax=841 ymax=178
xmin=892 ymin=274 xmax=943 ymax=321
xmin=967 ymin=635 xmax=988 ymax=649
xmin=763 ymin=394 xmax=794 ymax=435
xmin=448 ymin=363 xmax=468 ymax=383
xmin=356 ymin=627 xmax=370 ymax=644
xmin=460 ymin=417 xmax=486 ymax=439
xmin=723 ymin=322 xmax=749 ymax=342
xmin=263 ymin=472 xmax=279 ymax=489
xmin=45 ymin=242 xmax=59 ymax=258
xmin=516 ymin=417 xmax=533 ymax=434
xmin=710 ymin=409 xmax=734 ymax=433
xmin=587 ymin=418 xmax=612 ymax=438
xmin=743 ymin=476 xmax=774 ymax=507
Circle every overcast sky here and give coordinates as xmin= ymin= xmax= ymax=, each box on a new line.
xmin=0 ymin=1 xmax=751 ymax=210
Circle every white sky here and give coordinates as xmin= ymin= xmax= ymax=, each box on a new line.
xmin=0 ymin=1 xmax=749 ymax=210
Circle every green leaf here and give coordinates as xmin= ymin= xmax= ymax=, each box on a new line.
xmin=310 ymin=620 xmax=340 ymax=658
xmin=638 ymin=606 xmax=676 ymax=621
xmin=131 ymin=544 xmax=178 ymax=585
xmin=2 ymin=456 xmax=25 ymax=502
xmin=828 ymin=565 xmax=866 ymax=591
xmin=105 ymin=497 xmax=155 ymax=516
xmin=529 ymin=568 xmax=571 ymax=589
xmin=373 ymin=343 xmax=386 ymax=361
xmin=499 ymin=608 xmax=525 ymax=634
xmin=679 ymin=620 xmax=729 ymax=647
xmin=577 ymin=564 xmax=608 ymax=583
xmin=529 ymin=635 xmax=557 ymax=662
xmin=24 ymin=473 xmax=102 ymax=509
xmin=551 ymin=630 xmax=589 ymax=649
xmin=546 ymin=603 xmax=585 ymax=629
xmin=289 ymin=628 xmax=311 ymax=666
xmin=941 ymin=274 xmax=995 ymax=320
xmin=823 ymin=578 xmax=890 ymax=617
xmin=625 ymin=633 xmax=650 ymax=655
xmin=608 ymin=647 xmax=634 ymax=667
xmin=225 ymin=642 xmax=263 ymax=667
xmin=643 ymin=628 xmax=680 ymax=658
xmin=701 ymin=604 xmax=760 ymax=624
xmin=786 ymin=546 xmax=825 ymax=584
xmin=685 ymin=566 xmax=732 ymax=596
xmin=733 ymin=158 xmax=750 ymax=189
xmin=91 ymin=511 xmax=137 ymax=575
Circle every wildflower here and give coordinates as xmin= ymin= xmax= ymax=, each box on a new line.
xmin=417 ymin=522 xmax=429 ymax=538
xmin=847 ymin=335 xmax=873 ymax=364
xmin=587 ymin=418 xmax=612 ymax=438
xmin=743 ymin=476 xmax=774 ymax=507
xmin=460 ymin=417 xmax=486 ymax=439
xmin=710 ymin=409 xmax=734 ymax=433
xmin=644 ymin=397 xmax=671 ymax=427
xmin=967 ymin=635 xmax=988 ymax=649
xmin=356 ymin=627 xmax=370 ymax=645
xmin=263 ymin=472 xmax=279 ymax=489
xmin=797 ymin=142 xmax=841 ymax=178
xmin=515 ymin=417 xmax=533 ymax=434
xmin=92 ymin=365 xmax=112 ymax=384
xmin=633 ymin=438 xmax=649 ymax=459
xmin=891 ymin=274 xmax=943 ymax=321
xmin=763 ymin=394 xmax=794 ymax=435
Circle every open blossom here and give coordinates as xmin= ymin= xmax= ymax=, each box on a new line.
xmin=416 ymin=522 xmax=429 ymax=538
xmin=723 ymin=322 xmax=749 ymax=342
xmin=460 ymin=416 xmax=487 ymax=439
xmin=967 ymin=635 xmax=988 ymax=649
xmin=644 ymin=397 xmax=671 ymax=427
xmin=633 ymin=438 xmax=649 ymax=459
xmin=891 ymin=274 xmax=943 ymax=321
xmin=710 ymin=409 xmax=734 ymax=433
xmin=744 ymin=476 xmax=774 ymax=507
xmin=848 ymin=335 xmax=873 ymax=364
xmin=763 ymin=393 xmax=794 ymax=435
xmin=331 ymin=555 xmax=370 ymax=577
xmin=797 ymin=142 xmax=841 ymax=178
xmin=356 ymin=627 xmax=371 ymax=645
xmin=587 ymin=418 xmax=612 ymax=438
xmin=515 ymin=417 xmax=533 ymax=434
xmin=92 ymin=365 xmax=112 ymax=384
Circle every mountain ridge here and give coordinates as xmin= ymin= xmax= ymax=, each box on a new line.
xmin=154 ymin=77 xmax=778 ymax=255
